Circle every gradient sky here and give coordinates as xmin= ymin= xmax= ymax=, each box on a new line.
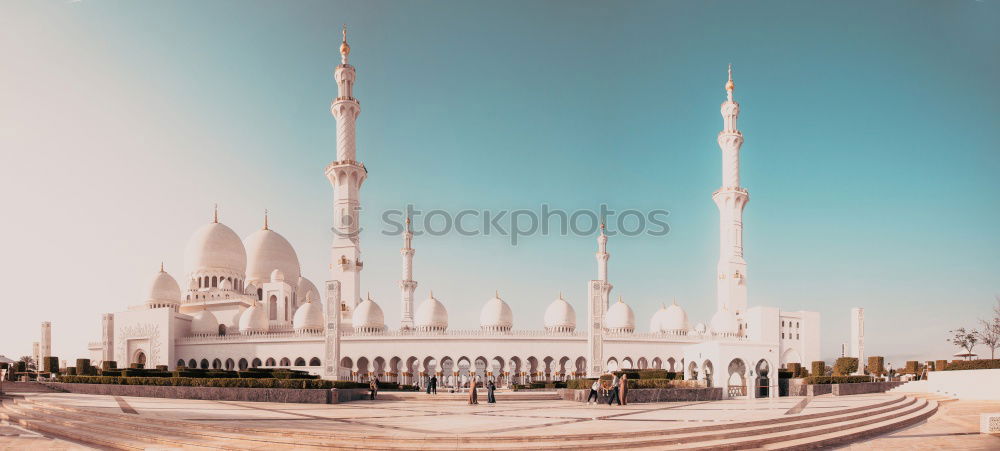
xmin=2 ymin=1 xmax=998 ymax=368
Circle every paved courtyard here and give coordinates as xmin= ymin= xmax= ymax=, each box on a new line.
xmin=1 ymin=392 xmax=998 ymax=449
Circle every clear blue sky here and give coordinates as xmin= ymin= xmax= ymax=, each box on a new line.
xmin=1 ymin=1 xmax=998 ymax=366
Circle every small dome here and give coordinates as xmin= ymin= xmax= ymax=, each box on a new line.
xmin=604 ymin=297 xmax=635 ymax=333
xmin=292 ymin=297 xmax=324 ymax=332
xmin=218 ymin=278 xmax=232 ymax=291
xmin=694 ymin=322 xmax=707 ymax=335
xmin=190 ymin=309 xmax=219 ymax=336
xmin=661 ymin=301 xmax=689 ymax=332
xmin=296 ymin=276 xmax=319 ymax=306
xmin=147 ymin=268 xmax=181 ymax=304
xmin=239 ymin=302 xmax=268 ymax=334
xmin=415 ymin=293 xmax=448 ymax=331
xmin=544 ymin=294 xmax=576 ymax=332
xmin=479 ymin=292 xmax=513 ymax=332
xmin=710 ymin=305 xmax=739 ymax=335
xmin=352 ymin=295 xmax=385 ymax=333
xmin=270 ymin=269 xmax=284 ymax=282
xmin=184 ymin=221 xmax=247 ymax=278
xmin=244 ymin=228 xmax=300 ymax=285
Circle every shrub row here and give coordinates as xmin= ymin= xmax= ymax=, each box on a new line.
xmin=56 ymin=375 xmax=368 ymax=389
xmin=943 ymin=359 xmax=1000 ymax=371
xmin=868 ymin=356 xmax=885 ymax=376
xmin=803 ymin=376 xmax=873 ymax=385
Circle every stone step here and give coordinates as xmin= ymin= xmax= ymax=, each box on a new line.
xmin=2 ymin=402 xmax=233 ymax=450
xmin=760 ymin=399 xmax=939 ymax=450
xmin=16 ymin=395 xmax=910 ymax=448
xmin=4 ymin=395 xmax=929 ymax=450
xmin=655 ymin=397 xmax=933 ymax=450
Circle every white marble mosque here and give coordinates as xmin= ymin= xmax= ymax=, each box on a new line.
xmin=81 ymin=29 xmax=820 ymax=399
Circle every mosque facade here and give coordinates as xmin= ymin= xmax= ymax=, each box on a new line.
xmin=86 ymin=30 xmax=820 ymax=399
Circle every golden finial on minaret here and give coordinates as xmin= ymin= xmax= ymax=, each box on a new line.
xmin=263 ymin=209 xmax=269 ymax=230
xmin=160 ymin=261 xmax=164 ymax=272
xmin=213 ymin=203 xmax=218 ymax=223
xmin=495 ymin=290 xmax=500 ymax=298
xmin=340 ymin=24 xmax=351 ymax=60
xmin=726 ymin=64 xmax=735 ymax=92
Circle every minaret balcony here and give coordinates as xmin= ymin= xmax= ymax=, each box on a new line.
xmin=713 ymin=186 xmax=749 ymax=196
xmin=324 ymin=159 xmax=367 ymax=173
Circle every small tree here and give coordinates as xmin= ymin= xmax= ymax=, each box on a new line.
xmin=18 ymin=356 xmax=36 ymax=371
xmin=811 ymin=361 xmax=825 ymax=377
xmin=975 ymin=298 xmax=1000 ymax=359
xmin=948 ymin=327 xmax=979 ymax=359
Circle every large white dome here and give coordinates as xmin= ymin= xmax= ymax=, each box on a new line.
xmin=190 ymin=309 xmax=219 ymax=336
xmin=544 ymin=294 xmax=576 ymax=332
xmin=479 ymin=293 xmax=513 ymax=332
xmin=649 ymin=304 xmax=668 ymax=333
xmin=710 ymin=305 xmax=739 ymax=335
xmin=661 ymin=301 xmax=689 ymax=332
xmin=352 ymin=296 xmax=386 ymax=333
xmin=245 ymin=228 xmax=300 ymax=285
xmin=292 ymin=294 xmax=324 ymax=332
xmin=239 ymin=303 xmax=268 ymax=334
xmin=415 ymin=293 xmax=448 ymax=331
xmin=184 ymin=221 xmax=247 ymax=277
xmin=147 ymin=268 xmax=181 ymax=304
xmin=605 ymin=297 xmax=635 ymax=333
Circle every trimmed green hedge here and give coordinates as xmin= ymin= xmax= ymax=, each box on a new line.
xmin=833 ymin=357 xmax=858 ymax=376
xmin=935 ymin=360 xmax=948 ymax=371
xmin=803 ymin=376 xmax=873 ymax=385
xmin=867 ymin=356 xmax=885 ymax=376
xmin=567 ymin=378 xmax=596 ymax=390
xmin=43 ymin=357 xmax=59 ymax=373
xmin=811 ymin=361 xmax=825 ymax=377
xmin=944 ymin=359 xmax=1000 ymax=371
xmin=56 ymin=375 xmax=367 ymax=389
xmin=101 ymin=361 xmax=117 ymax=371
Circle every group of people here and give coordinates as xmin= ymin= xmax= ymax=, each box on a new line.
xmin=587 ymin=373 xmax=629 ymax=406
xmin=464 ymin=375 xmax=497 ymax=404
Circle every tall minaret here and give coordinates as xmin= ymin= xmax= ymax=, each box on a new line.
xmin=587 ymin=223 xmax=613 ymax=377
xmin=326 ymin=25 xmax=366 ymax=323
xmin=713 ymin=65 xmax=749 ymax=315
xmin=399 ymin=217 xmax=417 ymax=330
xmin=596 ymin=223 xmax=610 ymax=298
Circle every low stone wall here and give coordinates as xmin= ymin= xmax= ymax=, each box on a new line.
xmin=831 ymin=381 xmax=904 ymax=396
xmin=46 ymin=382 xmax=369 ymax=404
xmin=559 ymin=387 xmax=722 ymax=403
xmin=784 ymin=380 xmax=903 ymax=397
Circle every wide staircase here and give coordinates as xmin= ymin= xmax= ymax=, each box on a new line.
xmin=0 ymin=395 xmax=937 ymax=450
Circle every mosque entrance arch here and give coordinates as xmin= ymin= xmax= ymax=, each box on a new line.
xmin=702 ymin=360 xmax=714 ymax=388
xmin=727 ymin=358 xmax=747 ymax=398
xmin=755 ymin=359 xmax=770 ymax=398
xmin=133 ymin=350 xmax=146 ymax=367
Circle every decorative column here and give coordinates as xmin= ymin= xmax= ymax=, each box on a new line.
xmin=399 ymin=217 xmax=417 ymax=330
xmin=326 ymin=26 xmax=366 ymax=324
xmin=587 ymin=224 xmax=612 ymax=377
xmin=323 ymin=280 xmax=342 ymax=380
xmin=714 ymin=65 xmax=750 ymax=315
xmin=101 ymin=314 xmax=114 ymax=363
xmin=851 ymin=308 xmax=865 ymax=375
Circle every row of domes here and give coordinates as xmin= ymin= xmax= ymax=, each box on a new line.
xmin=190 ymin=291 xmax=325 ymax=336
xmin=182 ymin=217 xmax=302 ymax=285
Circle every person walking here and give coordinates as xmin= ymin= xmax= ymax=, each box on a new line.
xmin=468 ymin=375 xmax=479 ymax=404
xmin=369 ymin=377 xmax=379 ymax=400
xmin=607 ymin=375 xmax=621 ymax=406
xmin=618 ymin=373 xmax=628 ymax=406
xmin=487 ymin=378 xmax=496 ymax=404
xmin=430 ymin=375 xmax=438 ymax=394
xmin=587 ymin=379 xmax=600 ymax=404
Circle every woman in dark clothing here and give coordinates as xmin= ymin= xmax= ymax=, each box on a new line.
xmin=487 ymin=378 xmax=497 ymax=403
